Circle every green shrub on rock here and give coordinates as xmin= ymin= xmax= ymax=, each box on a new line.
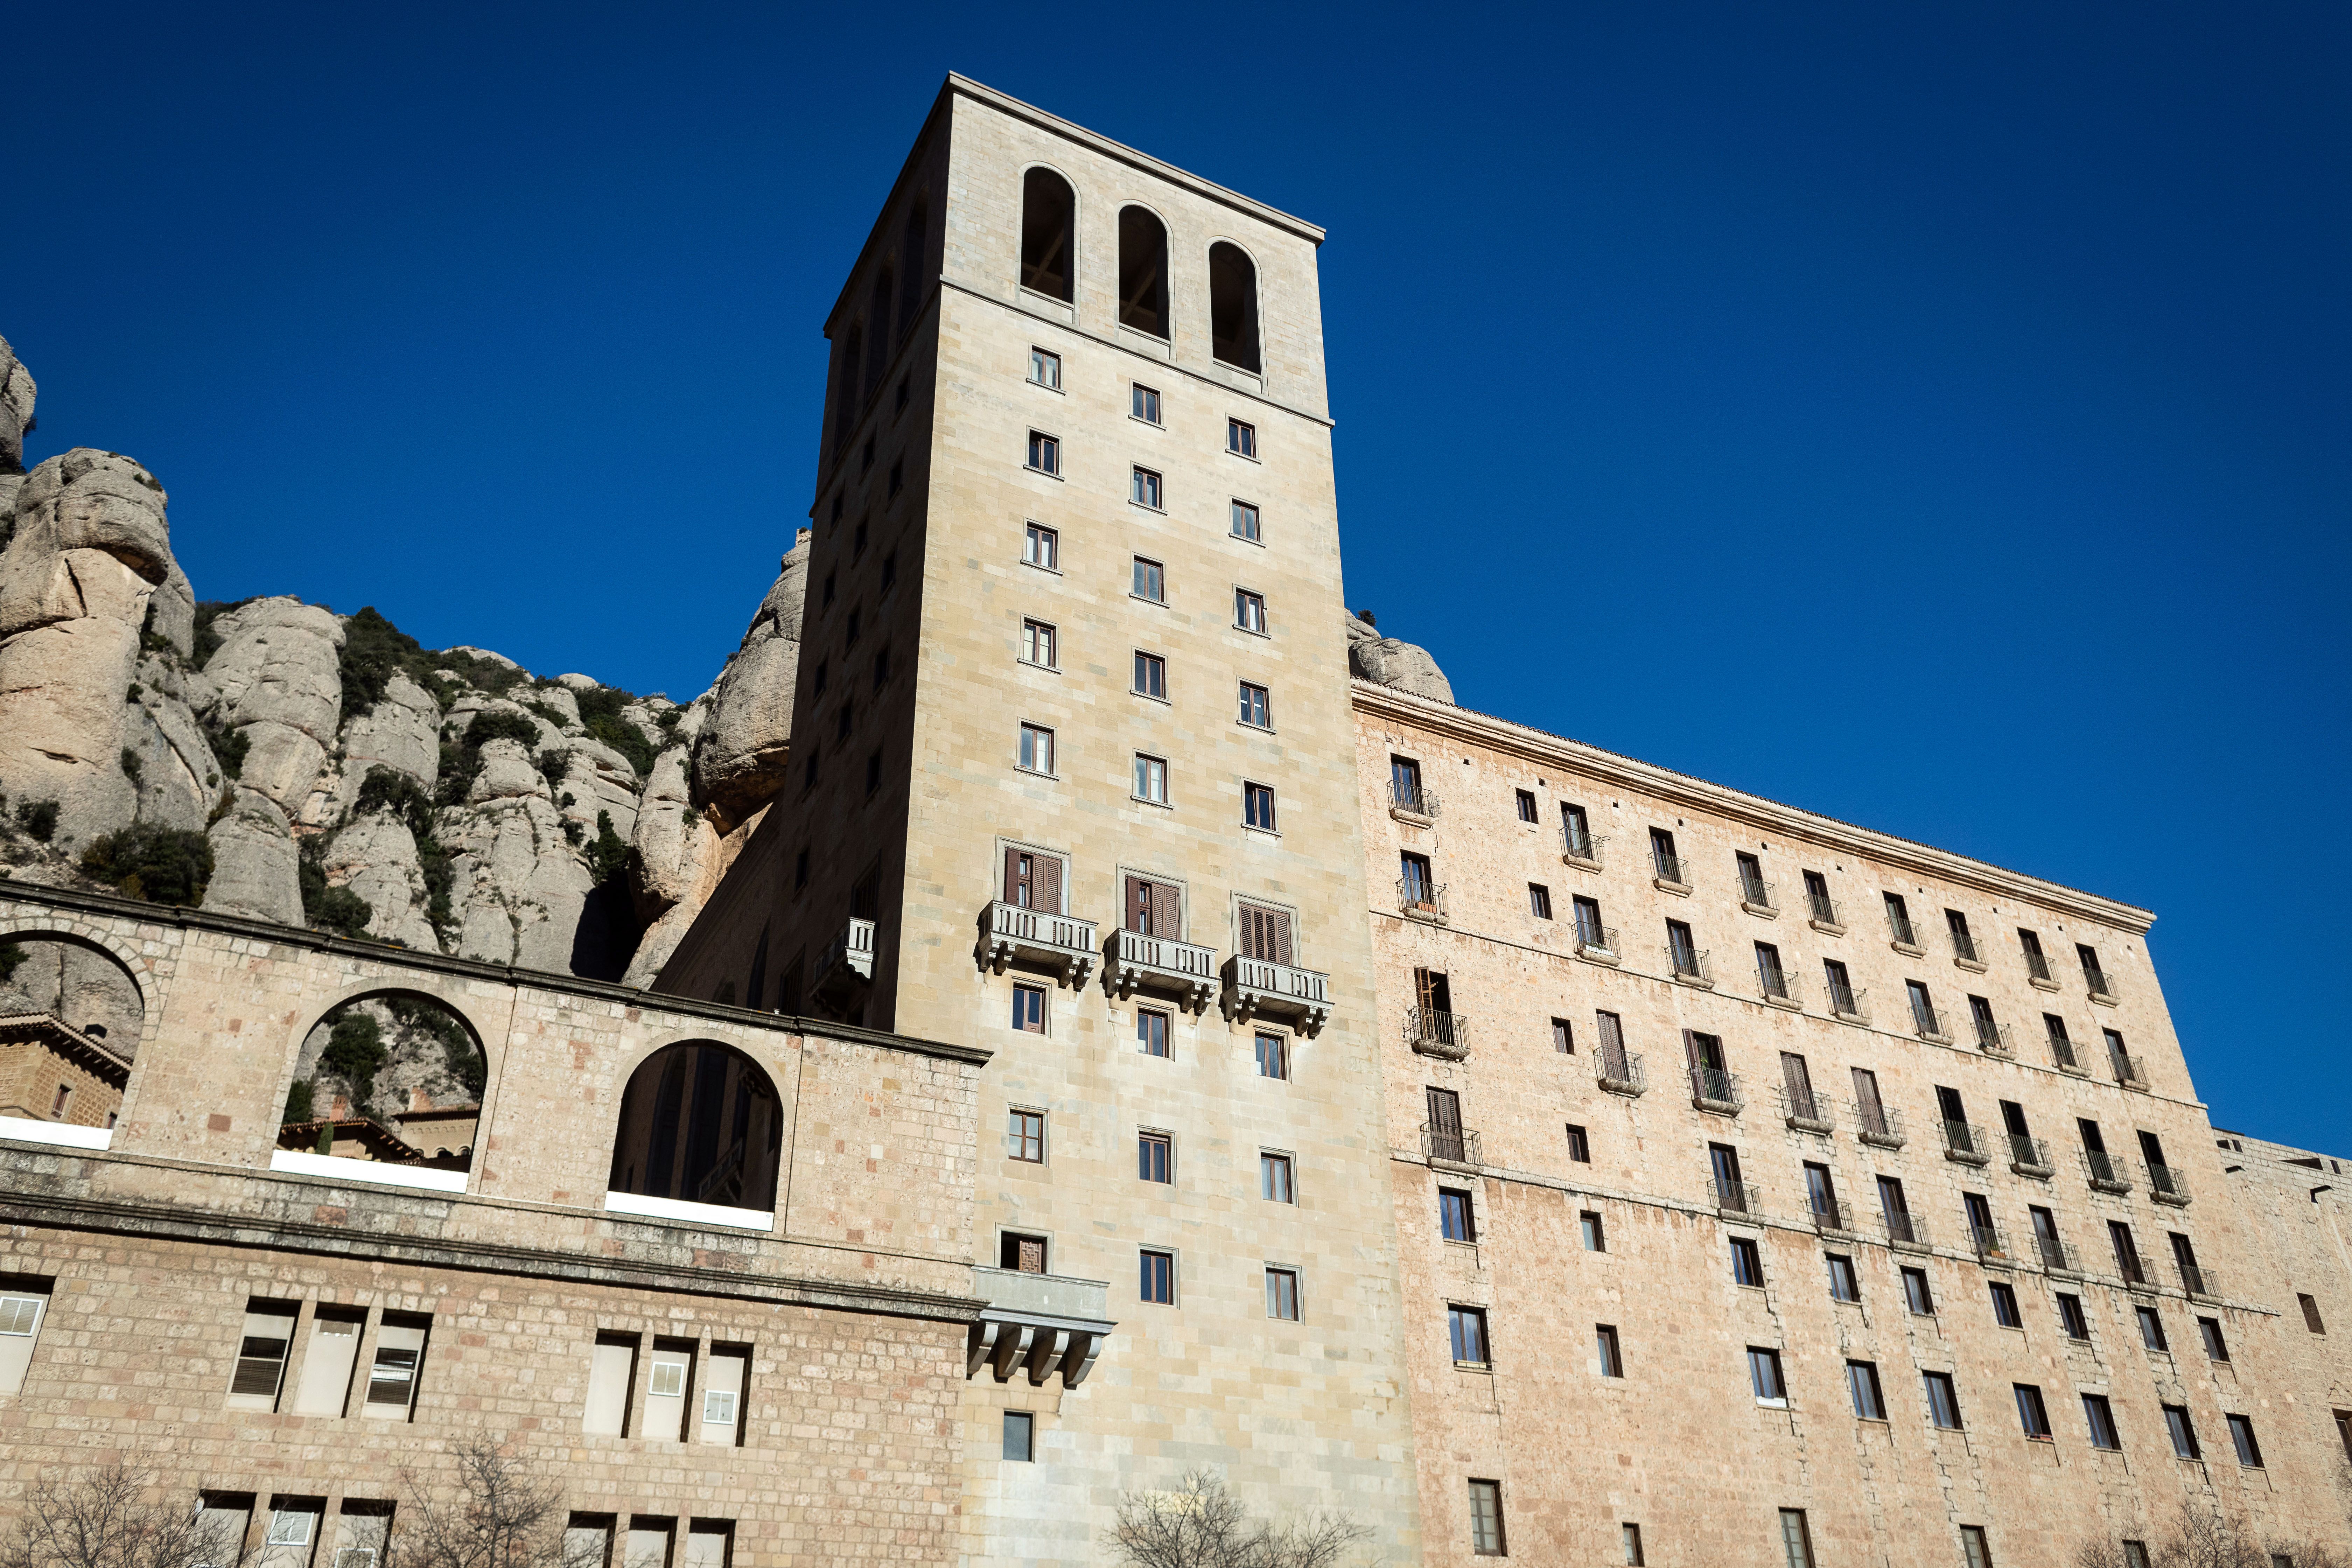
xmin=80 ymin=823 xmax=214 ymax=905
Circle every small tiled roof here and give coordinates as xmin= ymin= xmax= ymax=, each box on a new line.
xmin=276 ymin=1116 xmax=425 ymax=1163
xmin=0 ymin=1013 xmax=133 ymax=1085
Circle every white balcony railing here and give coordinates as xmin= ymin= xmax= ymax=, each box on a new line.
xmin=979 ymin=901 xmax=1099 ymax=988
xmin=1220 ymin=954 xmax=1334 ymax=1038
xmin=811 ymin=916 xmax=877 ymax=1004
xmin=1104 ymin=927 xmax=1218 ymax=1012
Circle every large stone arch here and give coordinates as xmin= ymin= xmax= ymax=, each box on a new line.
xmin=282 ymin=981 xmax=497 ymax=1172
xmin=606 ymin=1038 xmax=786 ymax=1214
xmin=0 ymin=924 xmax=150 ymax=1056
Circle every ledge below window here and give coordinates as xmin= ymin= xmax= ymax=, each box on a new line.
xmin=0 ymin=1115 xmax=111 ymax=1152
xmin=603 ymin=1190 xmax=775 ymax=1232
xmin=270 ymin=1149 xmax=466 ymax=1194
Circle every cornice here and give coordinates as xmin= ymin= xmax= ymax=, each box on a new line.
xmin=1351 ymin=681 xmax=2156 ymax=936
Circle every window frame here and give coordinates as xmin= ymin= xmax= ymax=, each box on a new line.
xmin=1731 ymin=1236 xmax=1764 ymax=1288
xmin=1264 ymin=1266 xmax=1302 ymax=1322
xmin=1260 ymin=1152 xmax=1296 ymax=1204
xmin=1016 ymin=722 xmax=1056 ymax=777
xmin=1226 ymin=417 xmax=1257 ymax=460
xmin=1027 ymin=347 xmax=1062 ymax=391
xmin=1749 ymin=1346 xmax=1788 ymax=1407
xmin=1595 ymin=1323 xmax=1624 ymax=1379
xmin=1010 ymin=983 xmax=1048 ymax=1035
xmin=1565 ymin=1124 xmax=1591 ymax=1162
xmin=1131 ymin=555 xmax=1166 ymax=604
xmin=1242 ymin=780 xmax=1279 ymax=833
xmin=1847 ymin=1358 xmax=1887 ymax=1420
xmin=1229 ymin=499 xmax=1262 ymax=543
xmin=1448 ymin=1304 xmax=1491 ymax=1369
xmin=1826 ymin=1253 xmax=1861 ymax=1303
xmin=1136 ymin=1130 xmax=1172 ymax=1184
xmin=1019 ymin=618 xmax=1058 ymax=670
xmin=1130 ymin=465 xmax=1164 ymax=511
xmin=1131 ymin=383 xmax=1162 ymax=425
xmin=1135 ymin=1007 xmax=1171 ymax=1058
xmin=1002 ymin=1409 xmax=1035 ymax=1462
xmin=1132 ymin=752 xmax=1170 ymax=806
xmin=2083 ymin=1392 xmax=2121 ymax=1450
xmin=1438 ymin=1186 xmax=1476 ymax=1243
xmin=1234 ymin=587 xmax=1269 ymax=635
xmin=1021 ymin=521 xmax=1059 ymax=572
xmin=1025 ymin=429 xmax=1061 ymax=477
xmin=1580 ymin=1210 xmax=1606 ymax=1253
xmin=1237 ymin=680 xmax=1273 ymax=729
xmin=2014 ymin=1383 xmax=2053 ymax=1440
xmin=1923 ymin=1370 xmax=1963 ymax=1430
xmin=1139 ymin=1248 xmax=1177 ymax=1306
xmin=1007 ymin=1108 xmax=1046 ymax=1162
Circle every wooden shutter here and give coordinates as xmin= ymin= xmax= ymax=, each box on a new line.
xmin=1426 ymin=1088 xmax=1462 ymax=1137
xmin=1781 ymin=1052 xmax=1813 ymax=1099
xmin=1037 ymin=856 xmax=1062 ymax=915
xmin=1152 ymin=882 xmax=1181 ymax=939
xmin=1125 ymin=877 xmax=1148 ymax=934
xmin=1003 ymin=849 xmax=1027 ymax=905
xmin=1017 ymin=1237 xmax=1045 ymax=1275
xmin=1851 ymin=1068 xmax=1884 ymax=1121
xmin=1681 ymin=1028 xmax=1701 ymax=1070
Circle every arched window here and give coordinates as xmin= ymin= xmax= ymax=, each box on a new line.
xmin=1020 ymin=169 xmax=1075 ymax=302
xmin=279 ymin=992 xmax=487 ymax=1176
xmin=608 ymin=1042 xmax=783 ymax=1215
xmin=0 ymin=933 xmax=144 ymax=1148
xmin=1118 ymin=206 xmax=1169 ymax=338
xmin=1209 ymin=242 xmax=1262 ymax=373
xmin=898 ymin=196 xmax=929 ymax=339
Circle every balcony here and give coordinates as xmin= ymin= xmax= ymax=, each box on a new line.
xmin=966 ymin=1267 xmax=1115 ymax=1390
xmin=1390 ymin=779 xmax=1437 ymax=826
xmin=2033 ymin=1234 xmax=2080 ymax=1275
xmin=2111 ymin=1053 xmax=2148 ymax=1091
xmin=2024 ymin=948 xmax=2058 ymax=990
xmin=2048 ymin=1034 xmax=2085 ymax=1074
xmin=2008 ymin=1134 xmax=2054 ymax=1180
xmin=811 ymin=916 xmax=877 ymax=1006
xmin=1887 ymin=910 xmax=1923 ymax=954
xmin=2082 ymin=965 xmax=2117 ymax=1006
xmin=1690 ymin=1066 xmax=1743 ymax=1116
xmin=1757 ymin=965 xmax=1802 ymax=1011
xmin=1667 ymin=946 xmax=1713 ymax=989
xmin=1219 ymin=954 xmax=1333 ymax=1038
xmin=1827 ymin=983 xmax=1870 ymax=1025
xmin=1652 ymin=850 xmax=1691 ymax=895
xmin=1422 ymin=1121 xmax=1481 ymax=1169
xmin=1406 ymin=1006 xmax=1470 ymax=1062
xmin=1596 ymin=1048 xmax=1646 ymax=1097
xmin=1398 ymin=877 xmax=1449 ymax=926
xmin=979 ymin=901 xmax=1099 ymax=988
xmin=2179 ymin=1262 xmax=2219 ymax=1300
xmin=1809 ymin=1197 xmax=1855 ymax=1236
xmin=2083 ymin=1149 xmax=2133 ymax=1194
xmin=1912 ymin=1006 xmax=1952 ymax=1045
xmin=1806 ymin=892 xmax=1845 ymax=935
xmin=1739 ymin=877 xmax=1776 ymax=918
xmin=1561 ymin=826 xmax=1606 ymax=871
xmin=1574 ymin=924 xmax=1621 ymax=966
xmin=1881 ymin=1209 xmax=1931 ymax=1251
xmin=1104 ymin=927 xmax=1218 ymax=1013
xmin=1951 ymin=928 xmax=1984 ymax=970
xmin=1969 ymin=1224 xmax=2014 ymax=1266
xmin=1855 ymin=1103 xmax=1907 ymax=1150
xmin=1973 ymin=1019 xmax=2012 ymax=1056
xmin=1779 ymin=1086 xmax=1834 ymax=1136
xmin=2147 ymin=1162 xmax=2191 ymax=1207
xmin=1942 ymin=1120 xmax=1993 ymax=1167
xmin=1713 ymin=1178 xmax=1760 ymax=1217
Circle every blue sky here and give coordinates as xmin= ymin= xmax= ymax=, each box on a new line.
xmin=6 ymin=3 xmax=2346 ymax=1148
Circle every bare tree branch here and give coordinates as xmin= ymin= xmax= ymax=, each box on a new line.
xmin=0 ymin=1464 xmax=250 ymax=1568
xmin=392 ymin=1439 xmax=600 ymax=1568
xmin=1108 ymin=1471 xmax=1372 ymax=1568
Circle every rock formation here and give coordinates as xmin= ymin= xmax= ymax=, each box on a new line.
xmin=1345 ymin=609 xmax=1455 ymax=704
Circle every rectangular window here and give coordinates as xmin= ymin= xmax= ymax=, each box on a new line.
xmin=2078 ymin=942 xmax=2110 ymax=993
xmin=1468 ymin=1479 xmax=1506 ymax=1557
xmin=2301 ymin=1293 xmax=2326 ymax=1333
xmin=1903 ymin=1268 xmax=1935 ymax=1316
xmin=1235 ymin=588 xmax=1268 ymax=634
xmin=1924 ymin=1371 xmax=1963 ymax=1429
xmin=2137 ymin=1305 xmax=2168 ymax=1353
xmin=1551 ymin=1017 xmax=1574 ymax=1054
xmin=1737 ymin=851 xmax=1768 ymax=905
xmin=2122 ymin=1547 xmax=2150 ymax=1568
xmin=1240 ymin=901 xmax=1294 ymax=965
xmin=1009 ymin=1110 xmax=1045 ymax=1162
xmin=1947 ymin=908 xmax=1978 ymax=962
xmin=2015 ymin=1384 xmax=2052 ymax=1439
xmin=1230 ymin=500 xmax=1261 ymax=541
xmin=1026 ymin=430 xmax=1059 ymax=475
xmin=2199 ymin=1317 xmax=2229 ymax=1361
xmin=1515 ymin=789 xmax=1539 ymax=823
xmin=1731 ymin=1237 xmax=1763 ymax=1287
xmin=229 ymin=1301 xmax=299 ymax=1410
xmin=700 ymin=1345 xmax=747 ymax=1445
xmin=1020 ymin=618 xmax=1056 ymax=667
xmin=583 ymin=1334 xmax=637 ymax=1436
xmin=1528 ymin=884 xmax=1553 ymax=920
xmin=1227 ymin=418 xmax=1256 ymax=458
xmin=1885 ymin=891 xmax=1916 ymax=945
xmin=1002 ymin=1409 xmax=1034 ymax=1461
xmin=1848 ymin=1359 xmax=1886 ymax=1420
xmin=292 ymin=1308 xmax=364 ymax=1416
xmin=2083 ymin=1393 xmax=2121 ymax=1450
xmin=1023 ymin=521 xmax=1058 ymax=569
xmin=1028 ymin=347 xmax=1060 ymax=388
xmin=1133 ymin=754 xmax=1169 ymax=804
xmin=1017 ymin=723 xmax=1055 ymax=775
xmin=0 ymin=1286 xmax=50 ymax=1397
xmin=1131 ymin=466 xmax=1163 ymax=509
xmin=364 ymin=1316 xmax=428 ymax=1418
xmin=1139 ymin=1251 xmax=1175 ymax=1306
xmin=1137 ymin=1133 xmax=1171 ymax=1183
xmin=1581 ymin=1211 xmax=1606 ymax=1252
xmin=1243 ymin=782 xmax=1278 ymax=831
xmin=2336 ymin=1410 xmax=2352 ymax=1461
xmin=2058 ymin=1294 xmax=2090 ymax=1340
xmin=645 ymin=1340 xmax=695 ymax=1440
xmin=1254 ymin=1031 xmax=1288 ymax=1080
xmin=2228 ymin=1414 xmax=2264 ymax=1468
xmin=1265 ymin=1268 xmax=1300 ymax=1322
xmin=1989 ymin=1282 xmax=2022 ymax=1329
xmin=1649 ymin=827 xmax=1682 ymax=882
xmin=1622 ymin=1524 xmax=1646 ymax=1565
xmin=2164 ymin=1404 xmax=2200 ymax=1460
xmin=1565 ymin=1124 xmax=1590 ymax=1162
xmin=1780 ymin=1512 xmax=1815 ymax=1568
xmin=1010 ymin=984 xmax=1045 ymax=1034
xmin=1573 ymin=896 xmax=1606 ymax=948
xmin=1749 ymin=1347 xmax=1787 ymax=1405
xmin=1449 ymin=1306 xmax=1490 ymax=1367
xmin=2110 ymin=1221 xmax=2145 ymax=1283
xmin=1136 ymin=1008 xmax=1169 ymax=1058
xmin=1237 ymin=681 xmax=1271 ymax=727
xmin=1562 ymin=802 xmax=1596 ymax=859
xmin=1961 ymin=1526 xmax=1993 ymax=1568
xmin=1827 ymin=1254 xmax=1860 ymax=1303
xmin=1261 ymin=1153 xmax=1294 ymax=1203
xmin=1132 ymin=556 xmax=1165 ymax=602
xmin=1132 ymin=383 xmax=1161 ymax=423
xmin=1437 ymin=1187 xmax=1477 ymax=1244
xmin=1596 ymin=1324 xmax=1623 ymax=1378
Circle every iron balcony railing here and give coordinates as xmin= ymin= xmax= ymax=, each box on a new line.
xmin=1653 ymin=848 xmax=1688 ymax=885
xmin=1974 ymin=1017 xmax=2011 ymax=1054
xmin=2047 ymin=1031 xmax=2081 ymax=1072
xmin=1596 ymin=1048 xmax=1646 ymax=1097
xmin=2147 ymin=1162 xmax=2191 ymax=1206
xmin=2178 ymin=1262 xmax=2218 ymax=1298
xmin=2008 ymin=1134 xmax=2053 ymax=1176
xmin=1969 ymin=1224 xmax=2011 ymax=1262
xmin=2033 ymin=1233 xmax=2077 ymax=1273
xmin=1779 ymin=1085 xmax=1833 ymax=1131
xmin=1406 ymin=1007 xmax=1470 ymax=1060
xmin=1827 ymin=981 xmax=1869 ymax=1022
xmin=1713 ymin=1178 xmax=1760 ymax=1216
xmin=1575 ymin=924 xmax=1619 ymax=961
xmin=1951 ymin=926 xmax=1981 ymax=964
xmin=1912 ymin=1004 xmax=1947 ymax=1041
xmin=1807 ymin=891 xmax=1843 ymax=927
xmin=1421 ymin=1121 xmax=1480 ymax=1167
xmin=2082 ymin=962 xmax=2115 ymax=999
xmin=1881 ymin=1209 xmax=1929 ymax=1248
xmin=1667 ymin=945 xmax=1712 ymax=985
xmin=1740 ymin=875 xmax=1774 ymax=911
xmin=1855 ymin=1102 xmax=1907 ymax=1148
xmin=1887 ymin=907 xmax=1919 ymax=947
xmin=2024 ymin=946 xmax=2054 ymax=983
xmin=1690 ymin=1066 xmax=1743 ymax=1113
xmin=1809 ymin=1196 xmax=1851 ymax=1233
xmin=1562 ymin=825 xmax=1606 ymax=865
xmin=1390 ymin=779 xmax=1436 ymax=819
xmin=2083 ymin=1149 xmax=2133 ymax=1192
xmin=1757 ymin=961 xmax=1798 ymax=1004
xmin=2111 ymin=1052 xmax=2148 ymax=1090
xmin=1943 ymin=1120 xmax=1992 ymax=1164
xmin=1397 ymin=877 xmax=1448 ymax=921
